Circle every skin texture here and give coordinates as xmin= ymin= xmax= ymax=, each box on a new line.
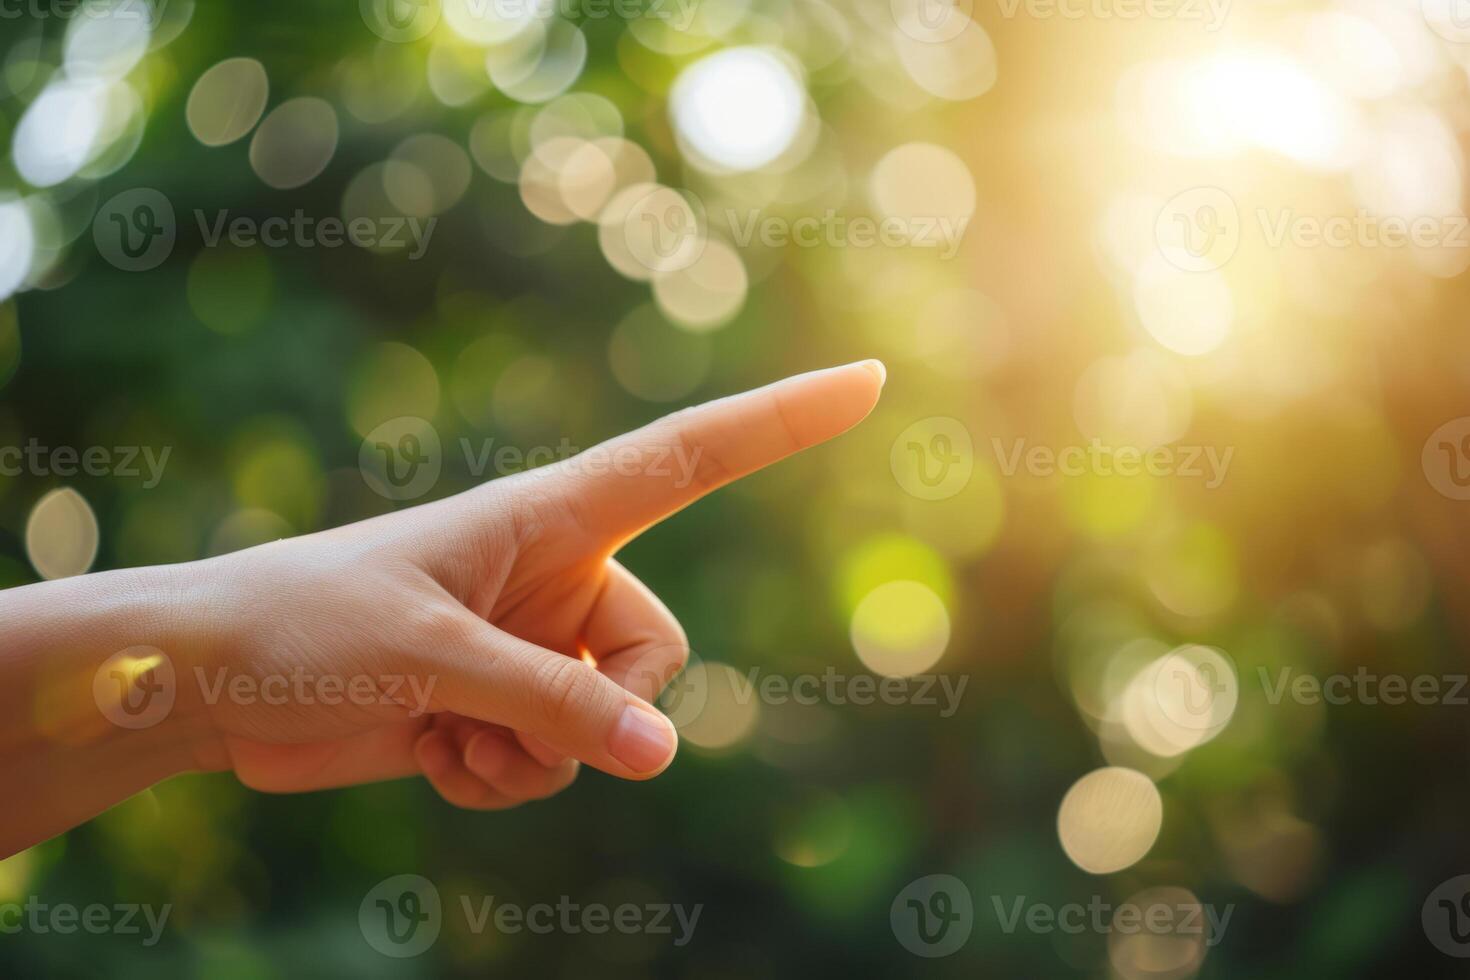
xmin=0 ymin=361 xmax=885 ymax=857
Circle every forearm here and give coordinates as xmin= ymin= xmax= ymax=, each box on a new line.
xmin=0 ymin=565 xmax=226 ymax=856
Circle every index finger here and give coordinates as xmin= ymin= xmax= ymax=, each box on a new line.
xmin=543 ymin=359 xmax=886 ymax=542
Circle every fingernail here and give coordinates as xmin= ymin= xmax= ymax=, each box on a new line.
xmin=608 ymin=704 xmax=677 ymax=774
xmin=862 ymin=359 xmax=887 ymax=387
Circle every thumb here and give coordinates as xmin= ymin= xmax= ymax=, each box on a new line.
xmin=429 ymin=610 xmax=679 ymax=779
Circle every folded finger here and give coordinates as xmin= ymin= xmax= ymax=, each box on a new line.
xmin=585 ymin=560 xmax=689 ymax=704
xmin=464 ymin=728 xmax=580 ymax=801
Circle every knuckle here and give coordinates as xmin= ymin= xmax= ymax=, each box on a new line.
xmin=533 ymin=656 xmax=606 ymax=728
xmin=421 ymin=604 xmax=481 ymax=657
xmin=676 ymin=425 xmax=730 ymax=494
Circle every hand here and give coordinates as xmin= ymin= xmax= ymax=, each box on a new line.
xmin=130 ymin=360 xmax=886 ymax=812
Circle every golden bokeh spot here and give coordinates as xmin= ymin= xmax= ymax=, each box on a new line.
xmin=1107 ymin=886 xmax=1208 ymax=980
xmin=1144 ymin=523 xmax=1239 ymax=619
xmin=25 ymin=487 xmax=99 ymax=580
xmin=347 ymin=341 xmax=441 ymax=437
xmin=186 ymin=57 xmax=268 ymax=147
xmin=1061 ymin=469 xmax=1157 ymax=540
xmin=607 ymin=304 xmax=711 ymax=402
xmin=836 ymin=533 xmax=953 ymax=615
xmin=850 ymin=580 xmax=951 ymax=678
xmin=249 ymin=97 xmax=339 ymax=190
xmin=229 ymin=420 xmax=326 ymax=531
xmin=680 ymin=661 xmax=760 ymax=751
xmin=1057 ymin=767 xmax=1162 ymax=874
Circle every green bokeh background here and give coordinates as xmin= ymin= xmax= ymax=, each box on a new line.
xmin=3 ymin=0 xmax=1470 ymax=977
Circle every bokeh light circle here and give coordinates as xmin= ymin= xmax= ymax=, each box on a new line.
xmin=26 ymin=488 xmax=100 ymax=580
xmin=249 ymin=97 xmax=339 ymax=190
xmin=671 ymin=47 xmax=806 ymax=172
xmin=1057 ymin=767 xmax=1163 ymax=874
xmin=850 ymin=580 xmax=951 ymax=677
xmin=186 ymin=58 xmax=270 ymax=147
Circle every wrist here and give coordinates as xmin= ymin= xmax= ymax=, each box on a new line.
xmin=0 ymin=561 xmax=236 ymax=854
xmin=1 ymin=561 xmax=232 ymax=777
xmin=101 ymin=559 xmax=238 ymax=774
